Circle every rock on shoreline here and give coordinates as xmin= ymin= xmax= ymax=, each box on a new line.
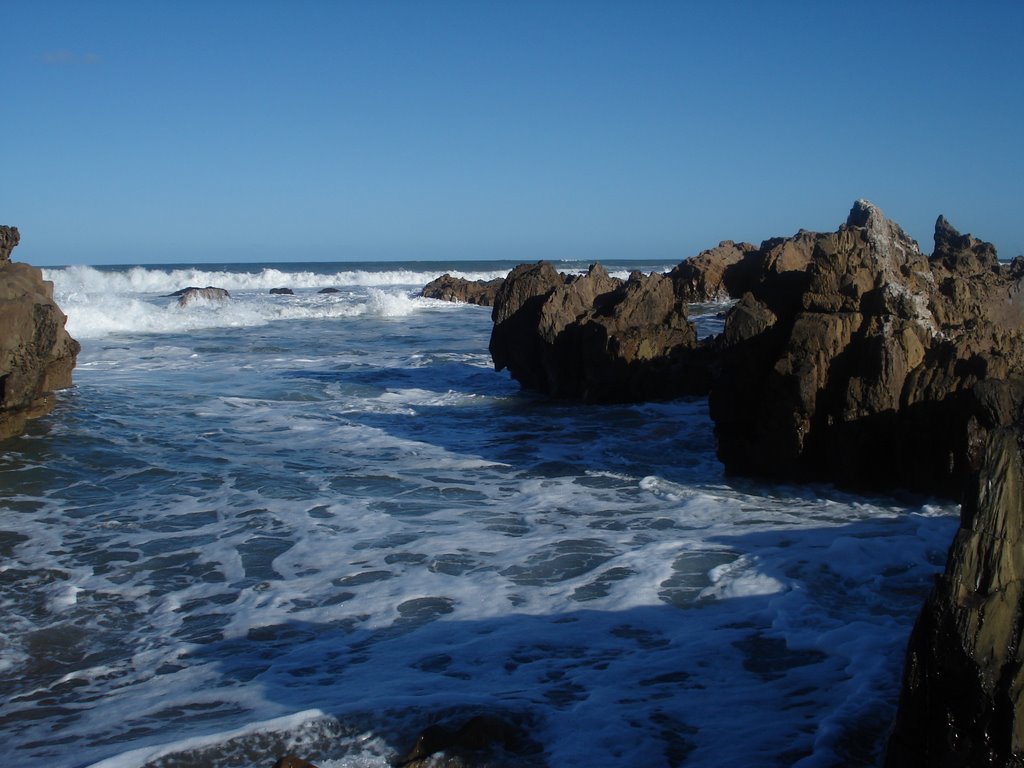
xmin=885 ymin=428 xmax=1024 ymax=766
xmin=480 ymin=200 xmax=1024 ymax=764
xmin=485 ymin=201 xmax=1024 ymax=498
xmin=711 ymin=200 xmax=1024 ymax=498
xmin=0 ymin=226 xmax=80 ymax=439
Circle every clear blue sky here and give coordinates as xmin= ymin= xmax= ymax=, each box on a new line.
xmin=3 ymin=1 xmax=1022 ymax=265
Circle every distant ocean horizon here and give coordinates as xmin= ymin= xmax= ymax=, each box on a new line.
xmin=1 ymin=258 xmax=958 ymax=767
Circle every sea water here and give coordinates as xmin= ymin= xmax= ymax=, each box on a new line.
xmin=0 ymin=260 xmax=958 ymax=767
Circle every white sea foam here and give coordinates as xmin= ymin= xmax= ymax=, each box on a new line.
xmin=0 ymin=260 xmax=960 ymax=767
xmin=43 ymin=264 xmax=512 ymax=295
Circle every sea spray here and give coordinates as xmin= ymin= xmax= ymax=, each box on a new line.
xmin=0 ymin=259 xmax=956 ymax=767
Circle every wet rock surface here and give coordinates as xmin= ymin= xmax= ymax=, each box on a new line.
xmin=168 ymin=286 xmax=232 ymax=306
xmin=886 ymin=428 xmax=1024 ymax=767
xmin=422 ymin=274 xmax=505 ymax=307
xmin=395 ymin=713 xmax=543 ymax=768
xmin=0 ymin=225 xmax=80 ymax=439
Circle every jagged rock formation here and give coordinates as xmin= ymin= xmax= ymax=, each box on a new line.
xmin=885 ymin=428 xmax=1024 ymax=767
xmin=0 ymin=226 xmax=80 ymax=439
xmin=489 ymin=262 xmax=707 ymax=401
xmin=484 ymin=202 xmax=1023 ymax=495
xmin=669 ymin=240 xmax=761 ymax=302
xmin=421 ymin=274 xmax=505 ymax=307
xmin=709 ymin=200 xmax=1024 ymax=498
xmin=167 ymin=286 xmax=231 ymax=307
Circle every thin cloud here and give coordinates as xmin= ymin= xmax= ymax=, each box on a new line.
xmin=41 ymin=50 xmax=101 ymax=65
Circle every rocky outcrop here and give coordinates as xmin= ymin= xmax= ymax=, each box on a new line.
xmin=489 ymin=262 xmax=707 ymax=401
xmin=0 ymin=226 xmax=80 ymax=440
xmin=485 ymin=203 xmax=1023 ymax=495
xmin=270 ymin=287 xmax=294 ymax=296
xmin=885 ymin=428 xmax=1024 ymax=766
xmin=168 ymin=286 xmax=231 ymax=307
xmin=709 ymin=201 xmax=1024 ymax=498
xmin=422 ymin=274 xmax=505 ymax=307
xmin=669 ymin=240 xmax=761 ymax=302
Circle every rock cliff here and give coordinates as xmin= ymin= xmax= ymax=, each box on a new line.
xmin=709 ymin=200 xmax=1024 ymax=497
xmin=0 ymin=226 xmax=80 ymax=439
xmin=885 ymin=428 xmax=1024 ymax=766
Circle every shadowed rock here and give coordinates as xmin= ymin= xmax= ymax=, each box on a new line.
xmin=395 ymin=713 xmax=542 ymax=767
xmin=709 ymin=200 xmax=1024 ymax=497
xmin=886 ymin=428 xmax=1024 ymax=766
xmin=489 ymin=262 xmax=707 ymax=401
xmin=422 ymin=274 xmax=505 ymax=307
xmin=272 ymin=757 xmax=319 ymax=768
xmin=0 ymin=225 xmax=80 ymax=439
xmin=669 ymin=240 xmax=762 ymax=302
xmin=270 ymin=287 xmax=294 ymax=295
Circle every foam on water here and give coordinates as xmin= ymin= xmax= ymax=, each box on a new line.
xmin=1 ymin=260 xmax=958 ymax=767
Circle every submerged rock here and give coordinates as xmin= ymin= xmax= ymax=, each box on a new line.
xmin=395 ymin=713 xmax=542 ymax=768
xmin=270 ymin=287 xmax=295 ymax=295
xmin=886 ymin=428 xmax=1024 ymax=766
xmin=422 ymin=274 xmax=505 ymax=307
xmin=169 ymin=286 xmax=231 ymax=307
xmin=272 ymin=757 xmax=319 ymax=768
xmin=0 ymin=225 xmax=80 ymax=439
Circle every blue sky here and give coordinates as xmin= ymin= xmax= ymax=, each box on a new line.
xmin=2 ymin=1 xmax=1022 ymax=265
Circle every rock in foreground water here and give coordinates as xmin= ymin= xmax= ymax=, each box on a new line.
xmin=422 ymin=274 xmax=505 ymax=307
xmin=886 ymin=428 xmax=1024 ymax=766
xmin=488 ymin=262 xmax=707 ymax=401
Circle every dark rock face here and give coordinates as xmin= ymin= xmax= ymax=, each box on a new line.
xmin=489 ymin=262 xmax=706 ymax=402
xmin=0 ymin=226 xmax=80 ymax=439
xmin=395 ymin=713 xmax=542 ymax=768
xmin=271 ymin=757 xmax=319 ymax=768
xmin=168 ymin=286 xmax=231 ymax=307
xmin=709 ymin=201 xmax=1024 ymax=498
xmin=422 ymin=274 xmax=505 ymax=307
xmin=886 ymin=428 xmax=1024 ymax=767
xmin=270 ymin=287 xmax=294 ymax=295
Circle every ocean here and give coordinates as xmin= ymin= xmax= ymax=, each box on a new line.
xmin=0 ymin=259 xmax=958 ymax=767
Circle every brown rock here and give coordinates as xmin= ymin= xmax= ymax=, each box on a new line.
xmin=488 ymin=263 xmax=706 ymax=401
xmin=0 ymin=225 xmax=20 ymax=262
xmin=0 ymin=226 xmax=80 ymax=440
xmin=421 ymin=274 xmax=505 ymax=307
xmin=709 ymin=200 xmax=1024 ymax=497
xmin=669 ymin=240 xmax=760 ymax=302
xmin=886 ymin=428 xmax=1024 ymax=766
